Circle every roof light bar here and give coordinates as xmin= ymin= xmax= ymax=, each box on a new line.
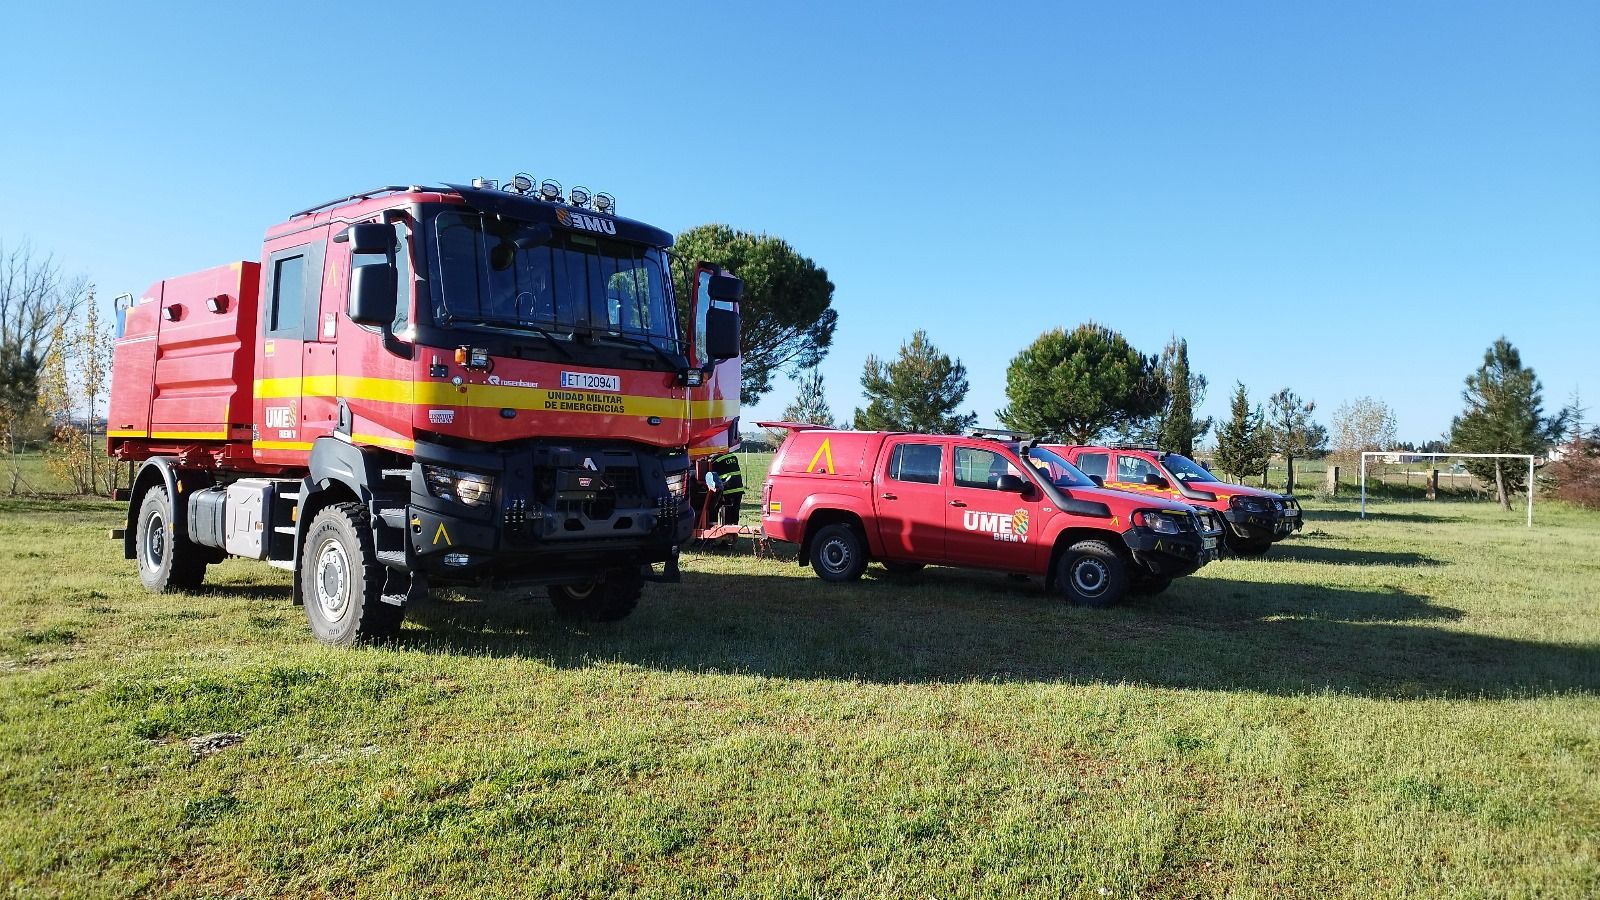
xmin=593 ymin=192 xmax=614 ymax=213
xmin=568 ymin=186 xmax=591 ymax=208
xmin=539 ymin=179 xmax=562 ymax=201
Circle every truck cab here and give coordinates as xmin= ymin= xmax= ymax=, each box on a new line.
xmin=759 ymin=427 xmax=1223 ymax=606
xmin=1047 ymin=445 xmax=1302 ymax=556
xmin=107 ymin=177 xmax=743 ymax=645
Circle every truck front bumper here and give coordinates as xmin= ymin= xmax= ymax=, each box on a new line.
xmin=1222 ymin=496 xmax=1303 ymax=543
xmin=1121 ymin=527 xmax=1217 ymax=578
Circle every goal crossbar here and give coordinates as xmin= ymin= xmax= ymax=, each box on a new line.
xmin=1359 ymin=451 xmax=1535 ymax=527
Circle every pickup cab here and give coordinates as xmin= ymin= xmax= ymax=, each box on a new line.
xmin=1046 ymin=444 xmax=1302 ymax=557
xmin=758 ymin=427 xmax=1223 ymax=606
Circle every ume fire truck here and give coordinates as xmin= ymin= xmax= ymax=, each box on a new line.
xmin=107 ymin=177 xmax=743 ymax=645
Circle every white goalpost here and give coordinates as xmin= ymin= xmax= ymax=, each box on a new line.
xmin=1359 ymin=451 xmax=1536 ymax=527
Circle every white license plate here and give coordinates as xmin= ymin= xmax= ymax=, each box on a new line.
xmin=1203 ymin=536 xmax=1218 ymax=550
xmin=559 ymin=371 xmax=620 ymax=392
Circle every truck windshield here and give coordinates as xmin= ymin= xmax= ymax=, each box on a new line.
xmin=431 ymin=209 xmax=679 ymax=353
xmin=1162 ymin=453 xmax=1221 ymax=483
xmin=1023 ymin=447 xmax=1097 ymax=488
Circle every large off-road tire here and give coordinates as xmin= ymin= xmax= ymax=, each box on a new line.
xmin=1055 ymin=539 xmax=1128 ymax=608
xmin=300 ymin=502 xmax=403 ymax=646
xmin=1227 ymin=535 xmax=1273 ymax=557
xmin=810 ymin=523 xmax=867 ymax=582
xmin=548 ymin=566 xmax=644 ymax=622
xmin=134 ymin=485 xmax=207 ymax=592
xmin=1128 ymin=573 xmax=1173 ymax=596
xmin=881 ymin=561 xmax=925 ymax=575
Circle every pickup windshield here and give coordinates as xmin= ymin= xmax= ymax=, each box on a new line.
xmin=1162 ymin=453 xmax=1221 ymax=484
xmin=431 ymin=209 xmax=679 ymax=353
xmin=1023 ymin=446 xmax=1097 ymax=488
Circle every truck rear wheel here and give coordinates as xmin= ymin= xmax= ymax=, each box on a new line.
xmin=135 ymin=485 xmax=207 ymax=592
xmin=810 ymin=523 xmax=867 ymax=582
xmin=300 ymin=502 xmax=403 ymax=646
xmin=1056 ymin=540 xmax=1127 ymax=608
xmin=548 ymin=567 xmax=643 ymax=622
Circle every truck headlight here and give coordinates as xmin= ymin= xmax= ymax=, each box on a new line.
xmin=422 ymin=465 xmax=495 ymax=507
xmin=664 ymin=470 xmax=689 ymax=504
xmin=1136 ymin=510 xmax=1183 ymax=534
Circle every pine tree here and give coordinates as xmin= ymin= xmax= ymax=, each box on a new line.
xmin=1449 ymin=337 xmax=1567 ymax=510
xmin=853 ymin=330 xmax=977 ymax=434
xmin=1264 ymin=388 xmax=1326 ymax=492
xmin=1214 ymin=382 xmax=1268 ymax=482
xmin=996 ymin=323 xmax=1166 ymax=443
xmin=781 ymin=368 xmax=836 ymax=428
xmin=1155 ymin=337 xmax=1210 ymax=456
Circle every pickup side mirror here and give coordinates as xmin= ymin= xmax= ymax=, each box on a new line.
xmin=994 ymin=473 xmax=1028 ymax=492
xmin=705 ymin=306 xmax=739 ymax=361
xmin=350 ymin=262 xmax=397 ymax=327
xmin=1088 ymin=474 xmax=1104 ymax=487
xmin=1144 ymin=473 xmax=1169 ymax=488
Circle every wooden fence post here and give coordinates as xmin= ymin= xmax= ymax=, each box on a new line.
xmin=1326 ymin=465 xmax=1340 ymax=495
xmin=1426 ymin=469 xmax=1439 ymax=501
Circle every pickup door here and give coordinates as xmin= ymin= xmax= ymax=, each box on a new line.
xmin=872 ymin=438 xmax=948 ymax=563
xmin=944 ymin=443 xmax=1045 ymax=572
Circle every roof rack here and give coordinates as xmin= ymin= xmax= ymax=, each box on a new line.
xmin=966 ymin=427 xmax=1034 ymax=442
xmin=1106 ymin=442 xmax=1161 ymax=451
xmin=288 ymin=185 xmax=431 ymax=219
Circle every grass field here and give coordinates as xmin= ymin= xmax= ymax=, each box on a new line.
xmin=1 ymin=493 xmax=1596 ymax=897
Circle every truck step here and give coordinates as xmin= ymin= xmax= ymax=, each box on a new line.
xmin=274 ymin=525 xmax=297 ymax=535
xmin=377 ymin=550 xmax=407 ymax=568
xmin=376 ymin=507 xmax=408 ymax=528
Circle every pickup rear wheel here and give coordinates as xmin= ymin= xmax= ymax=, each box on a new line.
xmin=1227 ymin=536 xmax=1273 ymax=557
xmin=1056 ymin=540 xmax=1127 ymax=608
xmin=135 ymin=485 xmax=207 ymax=593
xmin=810 ymin=523 xmax=867 ymax=582
xmin=549 ymin=567 xmax=643 ymax=622
xmin=301 ymin=502 xmax=403 ymax=646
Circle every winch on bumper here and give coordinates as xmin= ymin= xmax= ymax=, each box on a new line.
xmin=403 ymin=437 xmax=693 ymax=582
xmin=1223 ymin=494 xmax=1303 ymax=543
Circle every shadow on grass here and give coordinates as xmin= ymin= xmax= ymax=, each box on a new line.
xmin=396 ymin=565 xmax=1595 ymax=699
xmin=1302 ymin=508 xmax=1455 ymax=524
xmin=1263 ymin=545 xmax=1441 ymax=567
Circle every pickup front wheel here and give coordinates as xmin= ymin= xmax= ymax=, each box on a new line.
xmin=810 ymin=523 xmax=867 ymax=582
xmin=1056 ymin=540 xmax=1127 ymax=608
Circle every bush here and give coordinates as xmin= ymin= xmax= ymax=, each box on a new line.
xmin=1544 ymin=432 xmax=1600 ymax=509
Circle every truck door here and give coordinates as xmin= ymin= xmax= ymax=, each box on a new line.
xmin=253 ymin=236 xmax=327 ymax=463
xmin=872 ymin=438 xmax=947 ymax=563
xmin=944 ymin=444 xmax=1043 ymax=571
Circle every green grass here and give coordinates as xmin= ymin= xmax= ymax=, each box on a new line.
xmin=1 ymin=495 xmax=1596 ymax=897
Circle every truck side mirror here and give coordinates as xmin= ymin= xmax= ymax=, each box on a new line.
xmin=707 ymin=274 xmax=743 ymax=302
xmin=1144 ymin=473 xmax=1169 ymax=488
xmin=341 ymin=222 xmax=393 ymax=255
xmin=350 ymin=262 xmax=397 ymax=327
xmin=705 ymin=306 xmax=739 ymax=361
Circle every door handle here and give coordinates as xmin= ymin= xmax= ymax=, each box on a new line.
xmin=880 ymin=493 xmax=897 ymax=500
xmin=949 ymin=500 xmax=966 ymax=507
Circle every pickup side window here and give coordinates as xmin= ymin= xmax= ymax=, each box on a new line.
xmin=1076 ymin=451 xmax=1109 ymax=480
xmin=887 ymin=443 xmax=942 ymax=484
xmin=1117 ymin=455 xmax=1162 ymax=483
xmin=954 ymin=447 xmax=1026 ymax=490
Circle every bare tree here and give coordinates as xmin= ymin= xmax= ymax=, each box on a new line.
xmin=0 ymin=240 xmax=91 ymax=363
xmin=1330 ymin=396 xmax=1398 ymax=463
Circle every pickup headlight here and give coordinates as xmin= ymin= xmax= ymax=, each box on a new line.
xmin=1136 ymin=509 xmax=1184 ymax=534
xmin=422 ymin=465 xmax=495 ymax=507
xmin=1232 ymin=497 xmax=1268 ymax=514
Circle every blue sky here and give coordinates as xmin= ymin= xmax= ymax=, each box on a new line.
xmin=3 ymin=1 xmax=1596 ymax=441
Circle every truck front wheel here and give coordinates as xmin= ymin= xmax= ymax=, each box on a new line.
xmin=300 ymin=502 xmax=403 ymax=646
xmin=549 ymin=567 xmax=643 ymax=622
xmin=1056 ymin=540 xmax=1127 ymax=608
xmin=135 ymin=485 xmax=207 ymax=592
xmin=810 ymin=523 xmax=867 ymax=582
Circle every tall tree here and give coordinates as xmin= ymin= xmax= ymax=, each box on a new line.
xmin=0 ymin=240 xmax=89 ymax=445
xmin=780 ymin=367 xmax=837 ymax=428
xmin=1329 ymin=396 xmax=1398 ymax=462
xmin=854 ymin=330 xmax=976 ymax=433
xmin=1264 ymin=388 xmax=1326 ymax=491
xmin=672 ymin=225 xmax=837 ymax=405
xmin=1449 ymin=337 xmax=1567 ymax=510
xmin=1154 ymin=336 xmax=1211 ymax=455
xmin=1213 ymin=382 xmax=1269 ymax=482
xmin=996 ymin=323 xmax=1166 ymax=443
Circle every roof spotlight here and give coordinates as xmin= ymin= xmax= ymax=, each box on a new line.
xmin=539 ymin=179 xmax=562 ymax=201
xmin=593 ymin=192 xmax=614 ymax=214
xmin=471 ymin=176 xmax=499 ymax=191
xmin=509 ymin=173 xmax=534 ymax=194
xmin=568 ymin=186 xmax=591 ymax=208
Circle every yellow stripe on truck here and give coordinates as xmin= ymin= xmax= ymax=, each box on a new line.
xmin=253 ymin=376 xmax=733 ymax=420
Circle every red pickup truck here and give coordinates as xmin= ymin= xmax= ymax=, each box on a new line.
xmin=758 ymin=427 xmax=1223 ymax=606
xmin=1044 ymin=445 xmax=1302 ymax=556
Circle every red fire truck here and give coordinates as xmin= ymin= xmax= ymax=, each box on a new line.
xmin=107 ymin=177 xmax=742 ymax=645
xmin=759 ymin=427 xmax=1224 ymax=605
